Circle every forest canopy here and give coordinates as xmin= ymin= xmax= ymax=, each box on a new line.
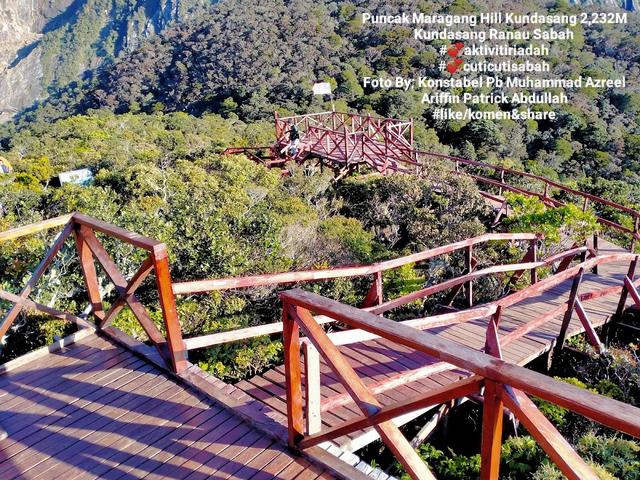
xmin=5 ymin=0 xmax=638 ymax=213
xmin=0 ymin=111 xmax=492 ymax=379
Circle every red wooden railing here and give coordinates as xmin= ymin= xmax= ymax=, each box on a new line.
xmin=417 ymin=151 xmax=640 ymax=251
xmin=173 ymin=233 xmax=563 ymax=351
xmin=285 ymin=250 xmax=640 ymax=420
xmin=275 ymin=111 xmax=418 ymax=173
xmin=0 ymin=213 xmax=187 ymax=373
xmin=280 ymin=286 xmax=640 ymax=480
xmin=2 ymin=215 xmax=632 ymax=372
xmin=3 ymin=215 xmax=640 ymax=480
xmin=227 ymin=111 xmax=640 ymax=251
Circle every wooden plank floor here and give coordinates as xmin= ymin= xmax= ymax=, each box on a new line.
xmin=0 ymin=334 xmax=333 ymax=480
xmin=236 ymin=238 xmax=636 ymax=452
xmin=302 ymin=132 xmax=409 ymax=172
xmin=0 ymin=239 xmax=634 ymax=475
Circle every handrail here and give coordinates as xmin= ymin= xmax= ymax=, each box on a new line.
xmin=0 ymin=214 xmax=74 ymax=242
xmin=495 ymin=252 xmax=640 ymax=354
xmin=178 ymin=237 xmax=606 ymax=353
xmin=176 ymin=233 xmax=550 ymax=352
xmin=302 ymin=248 xmax=632 ymax=353
xmin=417 ymin=151 xmax=640 ymax=249
xmin=0 ymin=213 xmax=186 ymax=373
xmin=72 ymin=212 xmax=163 ymax=251
xmin=367 ymin=246 xmax=585 ymax=315
xmin=278 ymin=110 xmax=410 ymax=125
xmin=274 ymin=110 xmax=417 ymax=173
xmin=173 ymin=232 xmax=541 ymax=295
xmin=271 ymin=112 xmax=640 ymax=250
xmin=4 ymin=214 xmax=640 ymax=479
xmin=288 ymin=250 xmax=640 ymax=436
xmin=280 ymin=288 xmax=640 ymax=480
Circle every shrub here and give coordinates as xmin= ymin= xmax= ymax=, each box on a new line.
xmin=578 ymin=433 xmax=640 ymax=480
xmin=395 ymin=443 xmax=480 ymax=480
xmin=504 ymin=193 xmax=599 ymax=246
xmin=500 ymin=436 xmax=546 ymax=478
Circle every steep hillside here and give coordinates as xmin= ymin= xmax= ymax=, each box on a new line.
xmin=24 ymin=0 xmax=634 ymax=195
xmin=2 ymin=0 xmax=639 ymax=205
xmin=0 ymin=0 xmax=212 ymax=122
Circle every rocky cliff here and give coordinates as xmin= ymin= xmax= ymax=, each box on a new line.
xmin=0 ymin=0 xmax=69 ymax=121
xmin=0 ymin=0 xmax=211 ymax=122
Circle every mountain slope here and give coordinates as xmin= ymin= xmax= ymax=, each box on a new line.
xmin=0 ymin=0 xmax=212 ymax=122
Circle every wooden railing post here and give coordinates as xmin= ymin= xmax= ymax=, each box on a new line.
xmin=344 ymin=123 xmax=350 ymax=167
xmin=503 ymin=387 xmax=600 ymax=480
xmin=152 ymin=245 xmax=187 ymax=373
xmin=303 ymin=342 xmax=322 ymax=435
xmin=361 ymin=271 xmax=383 ymax=308
xmin=485 ymin=306 xmax=503 ymax=359
xmin=291 ymin=303 xmax=437 ymax=480
xmin=632 ymin=216 xmax=639 ymax=252
xmin=72 ymin=223 xmax=105 ymax=324
xmin=274 ymin=111 xmax=281 ymax=142
xmin=383 ymin=121 xmax=389 ymax=173
xmin=624 ymin=275 xmax=640 ymax=307
xmin=410 ymin=118 xmax=415 ymax=163
xmin=282 ymin=303 xmax=304 ymax=446
xmin=556 ymin=268 xmax=584 ymax=353
xmin=0 ymin=222 xmax=74 ymax=338
xmin=615 ymin=256 xmax=638 ymax=318
xmin=465 ymin=245 xmax=473 ymax=307
xmin=592 ymin=234 xmax=599 ymax=275
xmin=481 ymin=380 xmax=504 ymax=480
xmin=574 ymin=300 xmax=605 ymax=354
xmin=530 ymin=239 xmax=538 ymax=284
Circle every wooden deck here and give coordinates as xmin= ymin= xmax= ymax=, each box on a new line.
xmin=236 ymin=239 xmax=636 ymax=452
xmin=1 ymin=210 xmax=638 ymax=478
xmin=0 ymin=333 xmax=336 ymax=480
xmin=299 ymin=130 xmax=413 ymax=174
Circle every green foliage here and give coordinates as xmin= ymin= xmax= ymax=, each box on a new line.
xmin=578 ymin=433 xmax=640 ymax=480
xmin=390 ymin=352 xmax=640 ymax=480
xmin=0 ymin=110 xmax=498 ymax=380
xmin=533 ymin=377 xmax=595 ymax=435
xmin=0 ymin=111 xmax=380 ymax=377
xmin=570 ymin=345 xmax=640 ymax=407
xmin=532 ymin=462 xmax=617 ymax=480
xmin=198 ymin=338 xmax=283 ymax=381
xmin=4 ymin=0 xmax=640 ymax=222
xmin=0 ymin=314 xmax=75 ymax=363
xmin=318 ymin=216 xmax=374 ymax=263
xmin=383 ymin=262 xmax=426 ymax=302
xmin=500 ymin=436 xmax=546 ymax=478
xmin=394 ymin=443 xmax=480 ymax=480
xmin=504 ymin=193 xmax=599 ymax=245
xmin=338 ymin=166 xmax=490 ymax=251
xmin=37 ymin=0 xmax=211 ymax=93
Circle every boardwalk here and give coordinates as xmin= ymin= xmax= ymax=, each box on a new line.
xmin=1 ymin=213 xmax=639 ymax=479
xmin=273 ymin=112 xmax=418 ymax=175
xmin=0 ymin=333 xmax=335 ymax=480
xmin=236 ymin=239 xmax=637 ymax=452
